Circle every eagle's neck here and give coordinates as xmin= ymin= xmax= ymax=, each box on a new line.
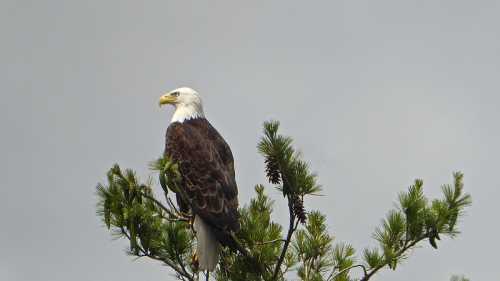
xmin=171 ymin=103 xmax=205 ymax=123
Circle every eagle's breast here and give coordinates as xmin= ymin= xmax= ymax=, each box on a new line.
xmin=164 ymin=118 xmax=239 ymax=235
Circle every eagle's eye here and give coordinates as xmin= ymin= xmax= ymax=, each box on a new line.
xmin=171 ymin=91 xmax=180 ymax=97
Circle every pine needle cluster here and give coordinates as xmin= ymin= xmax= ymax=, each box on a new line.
xmin=359 ymin=173 xmax=471 ymax=280
xmin=96 ymin=120 xmax=471 ymax=281
xmin=96 ymin=164 xmax=195 ymax=280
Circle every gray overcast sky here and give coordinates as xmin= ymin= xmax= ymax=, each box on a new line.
xmin=1 ymin=1 xmax=499 ymax=281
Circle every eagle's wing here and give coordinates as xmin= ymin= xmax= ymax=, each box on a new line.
xmin=164 ymin=119 xmax=239 ymax=234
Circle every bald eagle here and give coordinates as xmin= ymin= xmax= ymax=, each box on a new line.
xmin=159 ymin=87 xmax=240 ymax=272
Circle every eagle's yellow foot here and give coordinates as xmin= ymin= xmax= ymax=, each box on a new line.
xmin=188 ymin=216 xmax=196 ymax=233
xmin=191 ymin=253 xmax=199 ymax=271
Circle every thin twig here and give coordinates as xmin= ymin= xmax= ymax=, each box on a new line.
xmin=141 ymin=192 xmax=190 ymax=223
xmin=327 ymin=264 xmax=368 ymax=281
xmin=167 ymin=197 xmax=181 ymax=213
xmin=140 ymin=192 xmax=176 ymax=216
xmin=360 ymin=237 xmax=426 ymax=281
xmin=167 ymin=196 xmax=193 ymax=219
xmin=256 ymin=238 xmax=286 ymax=246
xmin=154 ymin=207 xmax=189 ymax=223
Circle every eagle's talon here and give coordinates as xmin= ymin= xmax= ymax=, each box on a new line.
xmin=187 ymin=216 xmax=196 ymax=233
xmin=191 ymin=253 xmax=199 ymax=271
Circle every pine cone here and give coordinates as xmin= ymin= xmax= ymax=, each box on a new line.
xmin=292 ymin=195 xmax=307 ymax=224
xmin=265 ymin=156 xmax=281 ymax=184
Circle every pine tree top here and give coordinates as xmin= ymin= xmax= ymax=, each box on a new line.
xmin=96 ymin=120 xmax=471 ymax=281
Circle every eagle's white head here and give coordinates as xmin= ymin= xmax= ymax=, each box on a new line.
xmin=159 ymin=87 xmax=205 ymax=123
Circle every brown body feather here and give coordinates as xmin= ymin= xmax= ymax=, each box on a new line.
xmin=164 ymin=118 xmax=240 ymax=247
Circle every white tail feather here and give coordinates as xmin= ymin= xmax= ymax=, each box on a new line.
xmin=193 ymin=215 xmax=220 ymax=271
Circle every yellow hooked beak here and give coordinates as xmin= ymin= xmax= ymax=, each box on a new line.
xmin=159 ymin=94 xmax=177 ymax=107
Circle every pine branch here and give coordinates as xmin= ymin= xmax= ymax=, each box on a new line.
xmin=359 ymin=238 xmax=422 ymax=281
xmin=358 ymin=173 xmax=472 ymax=281
xmin=272 ymin=197 xmax=297 ymax=280
xmin=120 ymin=226 xmax=194 ymax=281
xmin=258 ymin=120 xmax=321 ymax=280
xmin=96 ymin=164 xmax=195 ymax=281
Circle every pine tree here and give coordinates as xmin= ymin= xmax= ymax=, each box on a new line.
xmin=96 ymin=120 xmax=471 ymax=281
